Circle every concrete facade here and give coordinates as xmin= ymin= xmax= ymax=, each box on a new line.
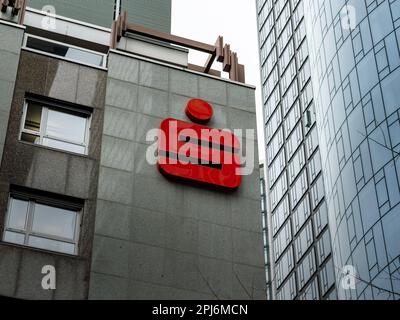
xmin=0 ymin=22 xmax=24 ymax=172
xmin=88 ymin=51 xmax=265 ymax=300
xmin=0 ymin=9 xmax=264 ymax=299
xmin=0 ymin=50 xmax=106 ymax=299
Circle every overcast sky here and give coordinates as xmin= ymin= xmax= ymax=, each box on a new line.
xmin=171 ymin=0 xmax=265 ymax=161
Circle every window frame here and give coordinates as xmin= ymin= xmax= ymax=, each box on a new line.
xmin=23 ymin=33 xmax=107 ymax=69
xmin=19 ymin=98 xmax=92 ymax=156
xmin=3 ymin=192 xmax=82 ymax=256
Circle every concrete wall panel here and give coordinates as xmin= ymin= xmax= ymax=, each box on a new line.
xmin=0 ymin=22 xmax=23 ymax=166
xmin=89 ymin=51 xmax=265 ymax=300
xmin=0 ymin=50 xmax=106 ymax=299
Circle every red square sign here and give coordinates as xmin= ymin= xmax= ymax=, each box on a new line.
xmin=157 ymin=99 xmax=241 ymax=189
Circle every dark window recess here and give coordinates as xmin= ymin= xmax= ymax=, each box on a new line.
xmin=20 ymin=94 xmax=92 ymax=155
xmin=25 ymin=36 xmax=104 ymax=67
xmin=2 ymin=187 xmax=83 ymax=255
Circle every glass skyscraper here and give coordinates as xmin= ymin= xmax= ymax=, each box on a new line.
xmin=258 ymin=0 xmax=400 ymax=300
xmin=256 ymin=0 xmax=336 ymax=299
xmin=305 ymin=0 xmax=400 ymax=300
xmin=27 ymin=0 xmax=171 ymax=32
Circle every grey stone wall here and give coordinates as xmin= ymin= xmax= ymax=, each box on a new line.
xmin=89 ymin=52 xmax=265 ymax=299
xmin=0 ymin=22 xmax=23 ymax=171
xmin=0 ymin=51 xmax=106 ymax=299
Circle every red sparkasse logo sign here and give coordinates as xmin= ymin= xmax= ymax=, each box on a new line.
xmin=157 ymin=99 xmax=241 ymax=189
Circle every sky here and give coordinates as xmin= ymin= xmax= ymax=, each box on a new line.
xmin=171 ymin=0 xmax=265 ymax=162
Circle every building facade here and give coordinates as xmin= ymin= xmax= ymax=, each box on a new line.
xmin=256 ymin=0 xmax=336 ymax=299
xmin=0 ymin=3 xmax=265 ymax=299
xmin=27 ymin=0 xmax=171 ymax=32
xmin=305 ymin=0 xmax=400 ymax=300
xmin=259 ymin=161 xmax=273 ymax=299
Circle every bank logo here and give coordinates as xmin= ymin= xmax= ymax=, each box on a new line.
xmin=157 ymin=99 xmax=242 ymax=189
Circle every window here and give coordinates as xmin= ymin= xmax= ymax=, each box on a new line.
xmin=24 ymin=34 xmax=107 ymax=68
xmin=3 ymin=191 xmax=82 ymax=255
xmin=20 ymin=95 xmax=91 ymax=155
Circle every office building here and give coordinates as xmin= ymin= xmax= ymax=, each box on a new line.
xmin=27 ymin=0 xmax=171 ymax=32
xmin=259 ymin=161 xmax=273 ymax=300
xmin=258 ymin=0 xmax=400 ymax=300
xmin=256 ymin=0 xmax=336 ymax=299
xmin=0 ymin=2 xmax=265 ymax=299
xmin=305 ymin=0 xmax=400 ymax=300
